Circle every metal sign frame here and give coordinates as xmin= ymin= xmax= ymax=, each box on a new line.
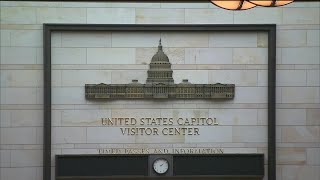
xmin=43 ymin=24 xmax=276 ymax=180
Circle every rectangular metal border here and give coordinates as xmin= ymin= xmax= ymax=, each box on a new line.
xmin=43 ymin=24 xmax=276 ymax=180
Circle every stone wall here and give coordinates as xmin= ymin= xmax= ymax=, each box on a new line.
xmin=0 ymin=1 xmax=319 ymax=180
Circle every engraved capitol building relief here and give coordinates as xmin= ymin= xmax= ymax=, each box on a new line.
xmin=85 ymin=40 xmax=235 ymax=100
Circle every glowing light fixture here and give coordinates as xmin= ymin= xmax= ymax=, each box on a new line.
xmin=248 ymin=0 xmax=294 ymax=7
xmin=210 ymin=0 xmax=256 ymax=10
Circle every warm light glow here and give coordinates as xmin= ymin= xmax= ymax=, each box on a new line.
xmin=248 ymin=0 xmax=294 ymax=7
xmin=211 ymin=0 xmax=256 ymax=10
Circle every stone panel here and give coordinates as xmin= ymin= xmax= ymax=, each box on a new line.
xmin=52 ymin=127 xmax=86 ymax=144
xmin=307 ymin=109 xmax=320 ymax=125
xmin=112 ymin=32 xmax=160 ymax=47
xmin=37 ymin=8 xmax=86 ymax=24
xmin=0 ymin=127 xmax=37 ymax=144
xmin=209 ymin=109 xmax=258 ymax=125
xmin=282 ymin=127 xmax=320 ymax=143
xmin=307 ymin=148 xmax=320 ymax=165
xmin=111 ymin=70 xmax=146 ymax=84
xmin=0 ymin=70 xmax=42 ymax=87
xmin=234 ymin=8 xmax=282 ymax=24
xmin=277 ymin=148 xmax=306 ymax=165
xmin=0 ymin=110 xmax=11 ymax=127
xmin=52 ymin=87 xmax=86 ymax=105
xmin=282 ymin=165 xmax=320 ymax=180
xmin=277 ymin=30 xmax=307 ymax=47
xmin=136 ymin=9 xmax=184 ymax=24
xmin=87 ymin=8 xmax=135 ymax=24
xmin=277 ymin=70 xmax=307 ymax=86
xmin=233 ymin=48 xmax=268 ymax=64
xmin=0 ymin=30 xmax=11 ymax=46
xmin=61 ymin=32 xmax=112 ymax=47
xmin=234 ymin=87 xmax=267 ymax=103
xmin=0 ymin=47 xmax=37 ymax=64
xmin=232 ymin=126 xmax=267 ymax=143
xmin=282 ymin=87 xmax=320 ymax=103
xmin=10 ymin=110 xmax=43 ymax=127
xmin=0 ymin=150 xmax=10 ymax=167
xmin=161 ymin=3 xmax=209 ymax=8
xmin=161 ymin=32 xmax=208 ymax=47
xmin=209 ymin=70 xmax=257 ymax=86
xmin=10 ymin=30 xmax=42 ymax=47
xmin=0 ymin=168 xmax=37 ymax=180
xmin=52 ymin=48 xmax=86 ymax=64
xmin=87 ymin=48 xmax=135 ymax=64
xmin=61 ymin=109 xmax=111 ymax=126
xmin=185 ymin=9 xmax=233 ymax=24
xmin=277 ymin=109 xmax=306 ymax=126
xmin=0 ymin=7 xmax=37 ymax=24
xmin=185 ymin=48 xmax=233 ymax=64
xmin=61 ymin=70 xmax=111 ymax=86
xmin=173 ymin=70 xmax=208 ymax=84
xmin=307 ymin=70 xmax=320 ymax=86
xmin=10 ymin=150 xmax=42 ymax=167
xmin=209 ymin=32 xmax=257 ymax=47
xmin=0 ymin=88 xmax=37 ymax=104
xmin=307 ymin=30 xmax=320 ymax=46
xmin=282 ymin=47 xmax=320 ymax=64
xmin=283 ymin=8 xmax=320 ymax=25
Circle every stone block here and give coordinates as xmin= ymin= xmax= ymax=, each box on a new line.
xmin=52 ymin=48 xmax=86 ymax=64
xmin=0 ymin=70 xmax=41 ymax=87
xmin=282 ymin=47 xmax=320 ymax=64
xmin=52 ymin=70 xmax=62 ymax=87
xmin=209 ymin=70 xmax=257 ymax=86
xmin=307 ymin=148 xmax=320 ymax=165
xmin=61 ymin=70 xmax=111 ymax=86
xmin=112 ymin=109 xmax=161 ymax=120
xmin=282 ymin=127 xmax=320 ymax=143
xmin=112 ymin=3 xmax=159 ymax=8
xmin=137 ymin=48 xmax=184 ymax=64
xmin=282 ymin=165 xmax=320 ymax=180
xmin=52 ymin=127 xmax=86 ymax=144
xmin=234 ymin=87 xmax=268 ymax=103
xmin=37 ymin=7 xmax=86 ymax=24
xmin=233 ymin=48 xmax=268 ymax=64
xmin=0 ymin=7 xmax=37 ymax=24
xmin=209 ymin=109 xmax=258 ymax=125
xmin=161 ymin=3 xmax=209 ymax=8
xmin=1 ymin=1 xmax=61 ymax=7
xmin=0 ymin=127 xmax=37 ymax=144
xmin=277 ymin=109 xmax=306 ymax=126
xmin=52 ymin=87 xmax=85 ymax=105
xmin=61 ymin=32 xmax=112 ymax=47
xmin=10 ymin=150 xmax=42 ymax=167
xmin=277 ymin=30 xmax=307 ymax=47
xmin=186 ymin=126 xmax=232 ymax=143
xmin=1 ymin=88 xmax=37 ymax=104
xmin=87 ymin=48 xmax=135 ymax=64
xmin=257 ymin=70 xmax=268 ymax=86
xmin=277 ymin=148 xmax=306 ymax=165
xmin=112 ymin=32 xmax=160 ymax=47
xmin=307 ymin=70 xmax=320 ymax=86
xmin=173 ymin=70 xmax=208 ymax=84
xmin=277 ymin=70 xmax=307 ymax=86
xmin=232 ymin=126 xmax=267 ymax=143
xmin=61 ymin=109 xmax=111 ymax=126
xmin=209 ymin=32 xmax=258 ymax=47
xmin=0 ymin=150 xmax=10 ymax=167
xmin=307 ymin=109 xmax=320 ymax=125
xmin=307 ymin=30 xmax=320 ymax=46
xmin=283 ymin=8 xmax=320 ymax=25
xmin=0 ymin=110 xmax=11 ymax=127
xmin=234 ymin=8 xmax=282 ymax=24
xmin=257 ymin=109 xmax=268 ymax=126
xmin=0 ymin=30 xmax=10 ymax=46
xmin=11 ymin=110 xmax=42 ymax=127
xmin=87 ymin=127 xmax=135 ymax=143
xmin=136 ymin=9 xmax=184 ymax=24
xmin=10 ymin=30 xmax=42 ymax=47
xmin=87 ymin=8 xmax=135 ymax=24
xmin=111 ymin=70 xmax=146 ymax=84
xmin=281 ymin=87 xmax=319 ymax=103
xmin=61 ymin=2 xmax=111 ymax=7
xmin=1 ymin=47 xmax=37 ymax=64
xmin=185 ymin=48 xmax=233 ymax=64
xmin=257 ymin=32 xmax=268 ymax=48
xmin=0 ymin=167 xmax=37 ymax=180
xmin=185 ymin=9 xmax=233 ymax=24
xmin=161 ymin=32 xmax=209 ymax=47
